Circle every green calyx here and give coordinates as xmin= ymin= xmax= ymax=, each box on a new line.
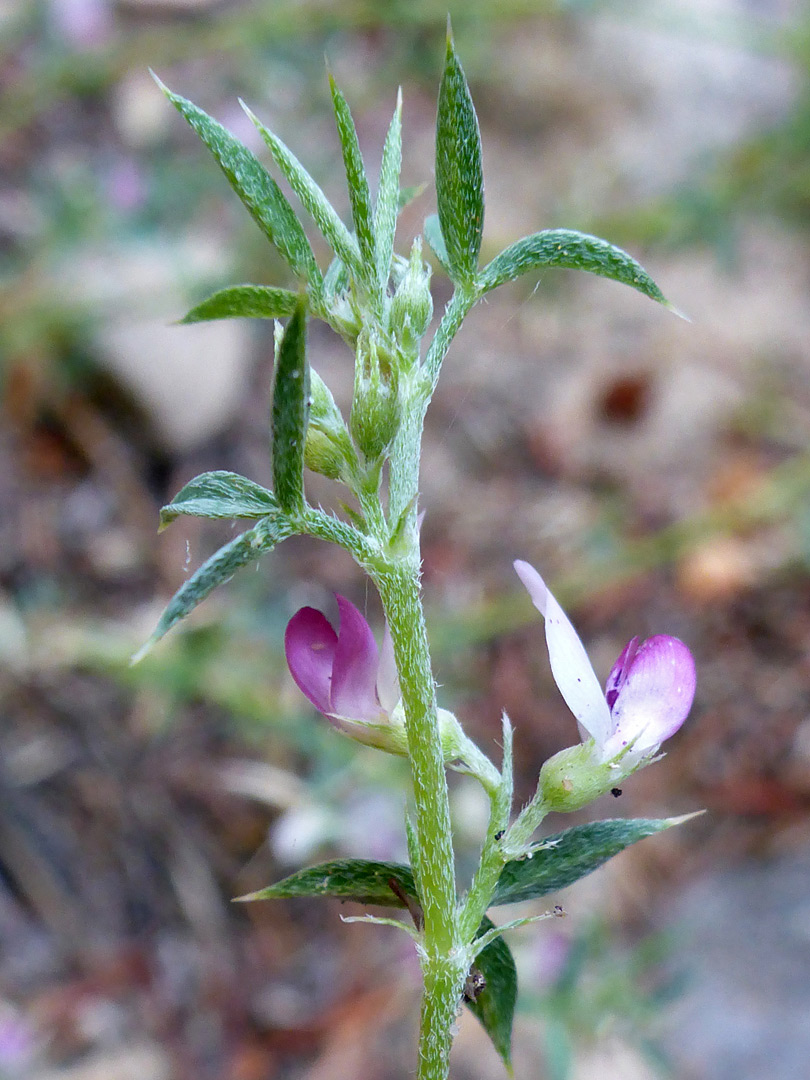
xmin=537 ymin=741 xmax=620 ymax=813
xmin=390 ymin=238 xmax=434 ymax=356
xmin=304 ymin=369 xmax=357 ymax=482
xmin=350 ymin=329 xmax=402 ymax=463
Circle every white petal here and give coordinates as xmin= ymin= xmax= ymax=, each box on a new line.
xmin=376 ymin=622 xmax=401 ymax=715
xmin=514 ymin=560 xmax=612 ymax=744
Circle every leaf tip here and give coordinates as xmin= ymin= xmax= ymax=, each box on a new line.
xmin=665 ymin=300 xmax=692 ymax=323
xmin=130 ymin=636 xmax=156 ymax=666
xmin=149 ymin=69 xmax=169 ymax=96
xmin=238 ymin=98 xmax=260 ymax=128
xmin=667 ymin=809 xmax=706 ymax=828
xmin=232 ymin=890 xmax=264 ymax=903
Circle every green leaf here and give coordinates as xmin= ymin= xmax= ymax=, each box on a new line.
xmin=132 ymin=514 xmax=293 ymax=662
xmin=236 ymin=859 xmax=416 ymax=907
xmin=180 ymin=285 xmax=299 ymax=324
xmin=435 ymin=28 xmax=484 ymax=284
xmin=329 ymin=75 xmax=376 ymax=290
xmin=493 ymin=817 xmax=688 ymax=906
xmin=159 ymin=471 xmax=278 ymax=532
xmin=272 ymin=298 xmax=310 ymax=515
xmin=242 ymin=102 xmax=363 ymax=281
xmin=423 ymin=213 xmax=451 ymax=275
xmin=154 ymin=77 xmax=320 ymax=287
xmin=468 ymin=916 xmax=517 ymax=1071
xmin=374 ymin=89 xmax=403 ymax=291
xmin=477 ymin=229 xmax=669 ymax=306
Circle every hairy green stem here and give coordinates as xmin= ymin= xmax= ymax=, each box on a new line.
xmin=423 ymin=287 xmax=477 ymax=390
xmin=371 ymin=559 xmax=463 ymax=1080
xmin=372 ymin=561 xmax=456 ymax=949
xmin=417 ymin=953 xmax=470 ymax=1080
xmin=458 ymin=785 xmax=511 ymax=941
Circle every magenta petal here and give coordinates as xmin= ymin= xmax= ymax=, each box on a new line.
xmin=608 ymin=635 xmax=696 ymax=756
xmin=605 ymin=636 xmax=639 ymax=709
xmin=285 ymin=607 xmax=338 ymax=715
xmin=330 ymin=596 xmax=382 ymax=722
xmin=514 ymin=560 xmax=612 ymax=744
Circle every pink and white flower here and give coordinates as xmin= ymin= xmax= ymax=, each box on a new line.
xmin=285 ymin=595 xmax=407 ymax=753
xmin=514 ymin=560 xmax=695 ymax=768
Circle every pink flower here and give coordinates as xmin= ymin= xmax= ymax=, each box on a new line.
xmin=285 ymin=595 xmax=405 ymax=753
xmin=514 ymin=560 xmax=695 ymax=767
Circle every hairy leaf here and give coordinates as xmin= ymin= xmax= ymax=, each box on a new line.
xmin=478 ymin=229 xmax=668 ymax=305
xmin=159 ymin=471 xmax=278 ymax=532
xmin=493 ymin=817 xmax=688 ymax=906
xmin=469 ymin=916 xmax=517 ymax=1071
xmin=132 ymin=514 xmax=293 ymax=662
xmin=180 ymin=285 xmax=299 ymax=324
xmin=435 ymin=29 xmax=484 ymax=284
xmin=236 ymin=859 xmax=416 ymax=907
xmin=375 ymin=90 xmax=403 ymax=291
xmin=243 ymin=102 xmax=363 ymax=281
xmin=155 ymin=78 xmax=320 ymax=286
xmin=330 ymin=76 xmax=376 ymax=289
xmin=272 ymin=298 xmax=309 ymax=515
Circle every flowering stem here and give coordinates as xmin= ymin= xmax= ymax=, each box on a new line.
xmin=370 ymin=560 xmax=463 ymax=1080
xmin=372 ymin=561 xmax=456 ymax=949
xmin=504 ymin=790 xmax=550 ymax=855
xmin=459 ymin=782 xmax=511 ymax=941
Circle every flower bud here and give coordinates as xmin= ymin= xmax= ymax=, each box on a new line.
xmin=390 ymin=238 xmax=433 ymax=353
xmin=304 ymin=369 xmax=357 ymax=482
xmin=350 ymin=330 xmax=401 ymax=462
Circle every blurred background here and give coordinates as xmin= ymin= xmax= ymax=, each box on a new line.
xmin=3 ymin=0 xmax=810 ymax=1078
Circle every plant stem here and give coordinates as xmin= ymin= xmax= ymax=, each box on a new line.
xmin=458 ymin=787 xmax=510 ymax=941
xmin=371 ymin=561 xmax=463 ymax=1080
xmin=417 ymin=953 xmax=470 ymax=1080
xmin=372 ymin=561 xmax=456 ymax=950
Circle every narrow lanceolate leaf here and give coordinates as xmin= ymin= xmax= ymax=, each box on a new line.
xmin=154 ymin=77 xmax=320 ymax=287
xmin=374 ymin=90 xmax=403 ymax=291
xmin=180 ymin=285 xmax=298 ymax=324
xmin=132 ymin=514 xmax=293 ymax=662
xmin=242 ymin=102 xmax=363 ymax=281
xmin=435 ymin=30 xmax=484 ymax=284
xmin=159 ymin=471 xmax=278 ymax=532
xmin=468 ymin=916 xmax=517 ymax=1071
xmin=477 ymin=229 xmax=669 ymax=306
xmin=492 ymin=817 xmax=691 ymax=906
xmin=235 ymin=859 xmax=416 ymax=906
xmin=329 ymin=76 xmax=376 ymax=290
xmin=423 ymin=213 xmax=451 ymax=275
xmin=272 ymin=298 xmax=310 ymax=515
